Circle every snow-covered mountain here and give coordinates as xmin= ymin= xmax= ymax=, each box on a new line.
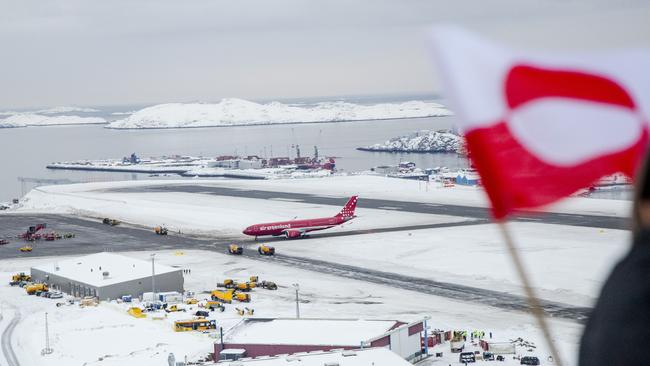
xmin=0 ymin=114 xmax=106 ymax=128
xmin=106 ymin=98 xmax=452 ymax=129
xmin=358 ymin=130 xmax=462 ymax=153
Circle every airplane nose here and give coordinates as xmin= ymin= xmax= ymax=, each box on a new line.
xmin=243 ymin=227 xmax=251 ymax=235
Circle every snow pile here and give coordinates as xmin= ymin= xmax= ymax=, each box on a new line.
xmin=0 ymin=113 xmax=106 ymax=128
xmin=359 ymin=130 xmax=462 ymax=153
xmin=106 ymin=98 xmax=452 ymax=129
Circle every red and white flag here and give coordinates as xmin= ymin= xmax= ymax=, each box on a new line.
xmin=430 ymin=27 xmax=650 ymax=219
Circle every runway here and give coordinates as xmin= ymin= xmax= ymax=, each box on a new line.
xmin=114 ymin=184 xmax=629 ymax=230
xmin=1 ymin=213 xmax=592 ymax=322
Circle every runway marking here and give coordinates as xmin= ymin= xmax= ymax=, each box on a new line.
xmin=268 ymin=198 xmax=305 ymax=202
xmin=377 ymin=206 xmax=402 ymax=210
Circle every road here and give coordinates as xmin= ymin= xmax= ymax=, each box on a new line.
xmin=1 ymin=306 xmax=20 ymax=366
xmin=115 ymin=184 xmax=629 ymax=230
xmin=0 ymin=213 xmax=593 ymax=323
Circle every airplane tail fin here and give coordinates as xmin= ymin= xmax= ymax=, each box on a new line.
xmin=336 ymin=196 xmax=358 ymax=219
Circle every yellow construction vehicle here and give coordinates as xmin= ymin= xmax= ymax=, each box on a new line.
xmin=234 ymin=292 xmax=251 ymax=303
xmin=185 ymin=298 xmax=198 ymax=305
xmin=20 ymin=246 xmax=33 ymax=252
xmin=204 ymin=301 xmax=225 ymax=312
xmin=249 ymin=276 xmax=259 ymax=283
xmin=234 ymin=282 xmax=252 ymax=292
xmin=258 ymin=244 xmax=275 ymax=256
xmin=128 ymin=307 xmax=147 ymax=318
xmin=228 ymin=244 xmax=243 ymax=255
xmin=26 ymin=283 xmax=48 ymax=295
xmin=154 ymin=226 xmax=168 ymax=235
xmin=10 ymin=272 xmax=31 ymax=286
xmin=165 ymin=304 xmax=186 ymax=313
xmin=211 ymin=289 xmax=234 ymax=303
xmin=174 ymin=319 xmax=217 ymax=332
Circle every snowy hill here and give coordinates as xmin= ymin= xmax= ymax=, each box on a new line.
xmin=358 ymin=130 xmax=462 ymax=153
xmin=106 ymin=98 xmax=452 ymax=129
xmin=0 ymin=113 xmax=106 ymax=128
xmin=0 ymin=106 xmax=100 ymax=116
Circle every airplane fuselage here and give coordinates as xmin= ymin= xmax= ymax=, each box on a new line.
xmin=243 ymin=216 xmax=352 ymax=238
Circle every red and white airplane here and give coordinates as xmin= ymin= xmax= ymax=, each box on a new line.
xmin=242 ymin=196 xmax=358 ymax=239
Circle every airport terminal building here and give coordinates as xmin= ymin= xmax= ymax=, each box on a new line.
xmin=31 ymin=252 xmax=184 ymax=300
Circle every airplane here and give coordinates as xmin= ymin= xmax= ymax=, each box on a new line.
xmin=242 ymin=196 xmax=358 ymax=239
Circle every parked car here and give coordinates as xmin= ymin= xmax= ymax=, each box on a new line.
xmin=459 ymin=351 xmax=476 ymax=363
xmin=521 ymin=356 xmax=541 ymax=365
xmin=49 ymin=292 xmax=63 ymax=299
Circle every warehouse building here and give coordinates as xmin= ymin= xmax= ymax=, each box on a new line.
xmin=208 ymin=347 xmax=413 ymax=366
xmin=31 ymin=252 xmax=183 ymax=300
xmin=214 ymin=318 xmax=425 ymax=362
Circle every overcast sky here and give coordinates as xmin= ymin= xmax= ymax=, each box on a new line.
xmin=1 ymin=0 xmax=649 ymax=109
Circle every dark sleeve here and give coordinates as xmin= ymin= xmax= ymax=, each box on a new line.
xmin=579 ymin=242 xmax=650 ymax=366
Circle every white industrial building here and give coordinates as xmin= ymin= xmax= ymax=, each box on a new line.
xmin=215 ymin=317 xmax=425 ymax=362
xmin=210 ymin=347 xmax=413 ymax=366
xmin=30 ymin=252 xmax=184 ymax=300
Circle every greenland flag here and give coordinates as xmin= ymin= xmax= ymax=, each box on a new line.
xmin=430 ymin=28 xmax=650 ymax=218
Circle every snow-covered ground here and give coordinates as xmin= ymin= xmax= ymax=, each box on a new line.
xmin=268 ymin=223 xmax=629 ymax=307
xmin=4 ymin=176 xmax=632 ymax=365
xmin=13 ymin=177 xmax=631 ymax=307
xmin=17 ymin=176 xmax=630 ymax=218
xmin=106 ymin=98 xmax=452 ymax=129
xmin=359 ymin=129 xmax=462 ymax=153
xmin=0 ymin=114 xmax=106 ymax=128
xmin=18 ymin=184 xmax=467 ymax=236
xmin=0 ymin=250 xmax=584 ymax=366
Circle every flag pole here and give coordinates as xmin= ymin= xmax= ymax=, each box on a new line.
xmin=497 ymin=221 xmax=563 ymax=366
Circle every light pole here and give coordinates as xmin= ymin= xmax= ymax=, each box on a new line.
xmin=151 ymin=254 xmax=156 ymax=304
xmin=292 ymin=283 xmax=300 ymax=319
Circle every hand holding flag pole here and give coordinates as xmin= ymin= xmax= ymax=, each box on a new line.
xmin=430 ymin=27 xmax=650 ymax=366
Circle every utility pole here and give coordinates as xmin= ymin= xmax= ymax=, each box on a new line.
xmin=151 ymin=254 xmax=156 ymax=304
xmin=42 ymin=312 xmax=53 ymax=355
xmin=292 ymin=283 xmax=300 ymax=319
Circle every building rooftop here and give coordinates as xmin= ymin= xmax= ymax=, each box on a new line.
xmin=224 ymin=318 xmax=399 ymax=346
xmin=215 ymin=347 xmax=411 ymax=366
xmin=32 ymin=252 xmax=180 ymax=287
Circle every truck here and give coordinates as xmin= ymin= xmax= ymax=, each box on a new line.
xmin=228 ymin=244 xmax=243 ymax=255
xmin=234 ymin=292 xmax=251 ymax=303
xmin=217 ymin=279 xmax=235 ymax=289
xmin=102 ymin=218 xmax=120 ymax=226
xmin=154 ymin=226 xmax=168 ymax=235
xmin=204 ymin=301 xmax=225 ymax=312
xmin=10 ymin=272 xmax=31 ymax=286
xmin=258 ymin=244 xmax=275 ymax=256
xmin=211 ymin=289 xmax=234 ymax=304
xmin=259 ymin=281 xmax=278 ymax=290
xmin=450 ymin=339 xmax=465 ymax=353
xmin=234 ymin=282 xmax=253 ymax=292
xmin=26 ymin=283 xmax=48 ymax=295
